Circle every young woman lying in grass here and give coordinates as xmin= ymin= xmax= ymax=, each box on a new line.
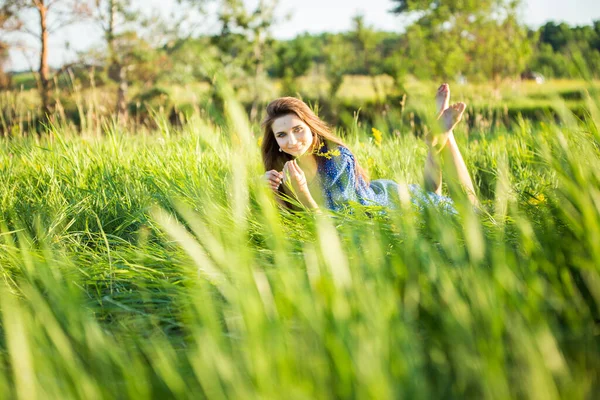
xmin=261 ymin=84 xmax=479 ymax=212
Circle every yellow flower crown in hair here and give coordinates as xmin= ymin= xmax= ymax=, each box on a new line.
xmin=312 ymin=141 xmax=341 ymax=159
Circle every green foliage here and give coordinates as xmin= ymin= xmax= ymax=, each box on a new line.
xmin=2 ymin=0 xmax=600 ymax=118
xmin=390 ymin=0 xmax=533 ymax=82
xmin=324 ymin=34 xmax=355 ymax=98
xmin=349 ymin=14 xmax=379 ymax=75
xmin=270 ymin=35 xmax=315 ymax=79
xmin=128 ymin=86 xmax=172 ymax=121
xmin=468 ymin=12 xmax=532 ymax=83
xmin=112 ymin=32 xmax=169 ymax=85
xmin=164 ymin=37 xmax=216 ymax=85
xmin=529 ymin=21 xmax=600 ymax=79
xmin=268 ymin=34 xmax=315 ymax=94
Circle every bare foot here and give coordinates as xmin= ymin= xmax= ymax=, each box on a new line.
xmin=429 ymin=102 xmax=466 ymax=152
xmin=436 ymin=83 xmax=450 ymax=119
xmin=441 ymin=102 xmax=466 ymax=131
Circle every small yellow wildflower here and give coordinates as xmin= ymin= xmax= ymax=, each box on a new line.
xmin=372 ymin=127 xmax=383 ymax=147
xmin=257 ymin=136 xmax=263 ymax=147
xmin=313 ymin=142 xmax=341 ymax=159
xmin=527 ymin=193 xmax=546 ymax=206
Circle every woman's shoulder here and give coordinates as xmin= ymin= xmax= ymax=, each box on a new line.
xmin=337 ymin=145 xmax=354 ymax=159
xmin=316 ymin=142 xmax=357 ymax=182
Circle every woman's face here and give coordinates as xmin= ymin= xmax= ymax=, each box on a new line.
xmin=271 ymin=113 xmax=314 ymax=158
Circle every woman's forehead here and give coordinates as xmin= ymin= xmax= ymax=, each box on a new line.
xmin=272 ymin=114 xmax=303 ymax=132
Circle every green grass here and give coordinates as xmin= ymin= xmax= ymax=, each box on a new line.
xmin=7 ymin=73 xmax=599 ymax=111
xmin=9 ymin=71 xmax=37 ymax=90
xmin=0 ymin=87 xmax=598 ymax=399
xmin=5 ymin=76 xmax=599 ymax=141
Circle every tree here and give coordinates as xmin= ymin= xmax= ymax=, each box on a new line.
xmin=594 ymin=20 xmax=600 ymax=51
xmin=381 ymin=45 xmax=409 ymax=92
xmin=184 ymin=0 xmax=279 ymax=120
xmin=324 ymin=34 xmax=354 ymax=99
xmin=93 ymin=0 xmax=140 ymax=120
xmin=0 ymin=40 xmax=10 ymax=89
xmin=390 ymin=0 xmax=532 ymax=82
xmin=270 ymin=34 xmax=314 ymax=95
xmin=529 ymin=42 xmax=569 ymax=78
xmin=531 ymin=20 xmax=600 ymax=79
xmin=538 ymin=22 xmax=573 ymax=52
xmin=349 ymin=14 xmax=385 ymax=100
xmin=350 ymin=14 xmax=378 ymax=75
xmin=91 ymin=0 xmax=201 ymax=121
xmin=0 ymin=0 xmax=93 ymax=117
xmin=0 ymin=9 xmax=12 ymax=89
xmin=467 ymin=5 xmax=531 ymax=85
xmin=220 ymin=0 xmax=279 ymax=120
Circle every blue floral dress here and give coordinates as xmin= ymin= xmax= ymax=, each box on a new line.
xmin=313 ymin=144 xmax=456 ymax=214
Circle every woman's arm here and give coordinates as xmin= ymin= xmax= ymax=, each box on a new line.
xmin=295 ymin=188 xmax=320 ymax=210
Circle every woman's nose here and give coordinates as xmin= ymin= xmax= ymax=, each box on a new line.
xmin=288 ymin=134 xmax=297 ymax=145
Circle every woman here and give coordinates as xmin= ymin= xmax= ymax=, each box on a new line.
xmin=261 ymin=84 xmax=478 ymax=212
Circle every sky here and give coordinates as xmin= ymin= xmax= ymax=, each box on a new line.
xmin=4 ymin=0 xmax=600 ymax=71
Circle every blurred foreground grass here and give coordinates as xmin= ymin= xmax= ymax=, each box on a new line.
xmin=0 ymin=89 xmax=598 ymax=399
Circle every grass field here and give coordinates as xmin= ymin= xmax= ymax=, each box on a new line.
xmin=7 ymin=69 xmax=599 ymax=107
xmin=0 ymin=85 xmax=599 ymax=398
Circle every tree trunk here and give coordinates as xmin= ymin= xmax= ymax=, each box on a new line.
xmin=37 ymin=1 xmax=51 ymax=118
xmin=249 ymin=71 xmax=261 ymax=122
xmin=116 ymin=66 xmax=128 ymax=121
xmin=107 ymin=0 xmax=128 ymax=121
xmin=249 ymin=30 xmax=263 ymax=122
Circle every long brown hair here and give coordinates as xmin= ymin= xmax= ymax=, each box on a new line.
xmin=261 ymin=97 xmax=369 ymax=184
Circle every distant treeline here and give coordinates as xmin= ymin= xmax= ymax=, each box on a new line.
xmin=236 ymin=20 xmax=600 ymax=82
xmin=9 ymin=20 xmax=598 ymax=91
xmin=528 ymin=21 xmax=600 ymax=78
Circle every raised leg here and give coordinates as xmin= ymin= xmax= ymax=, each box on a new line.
xmin=424 ymin=84 xmax=449 ymax=195
xmin=423 ymin=85 xmax=479 ymax=206
xmin=441 ymin=131 xmax=479 ymax=207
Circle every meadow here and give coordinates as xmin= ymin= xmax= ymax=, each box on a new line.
xmin=0 ymin=81 xmax=599 ymax=399
xmin=6 ymin=71 xmax=599 ymax=134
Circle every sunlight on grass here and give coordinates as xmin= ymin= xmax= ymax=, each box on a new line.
xmin=0 ymin=86 xmax=598 ymax=399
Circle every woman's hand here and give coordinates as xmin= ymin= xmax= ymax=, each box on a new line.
xmin=264 ymin=169 xmax=283 ymax=192
xmin=282 ymin=160 xmax=309 ymax=195
xmin=282 ymin=160 xmax=319 ymax=210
